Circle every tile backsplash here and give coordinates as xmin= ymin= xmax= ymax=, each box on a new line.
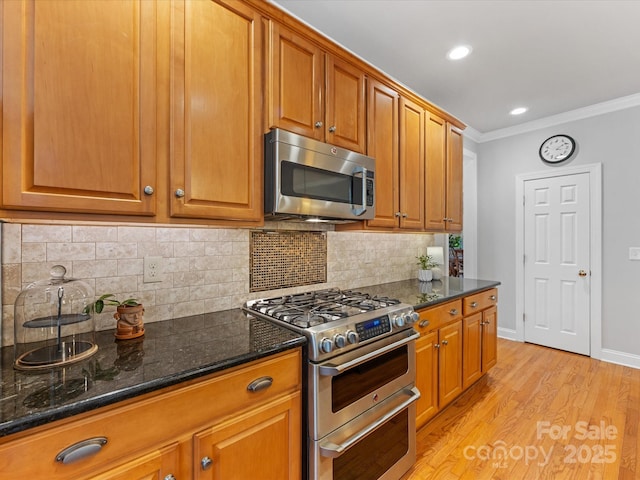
xmin=1 ymin=222 xmax=433 ymax=346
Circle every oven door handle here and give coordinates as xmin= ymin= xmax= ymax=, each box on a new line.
xmin=318 ymin=332 xmax=419 ymax=377
xmin=319 ymin=386 xmax=420 ymax=458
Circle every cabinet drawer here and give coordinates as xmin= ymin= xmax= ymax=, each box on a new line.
xmin=0 ymin=349 xmax=301 ymax=480
xmin=463 ymin=288 xmax=498 ymax=315
xmin=416 ymin=299 xmax=462 ymax=332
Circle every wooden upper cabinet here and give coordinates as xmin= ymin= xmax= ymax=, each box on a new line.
xmin=446 ymin=125 xmax=464 ymax=232
xmin=268 ymin=22 xmax=324 ymax=141
xmin=424 ymin=113 xmax=463 ymax=232
xmin=169 ymin=0 xmax=263 ymax=221
xmin=268 ymin=22 xmax=366 ymax=153
xmin=325 ymin=55 xmax=366 ymax=152
xmin=398 ymin=97 xmax=425 ymax=230
xmin=2 ymin=0 xmax=157 ymax=215
xmin=424 ymin=113 xmax=447 ymax=230
xmin=365 ymin=78 xmax=399 ymax=229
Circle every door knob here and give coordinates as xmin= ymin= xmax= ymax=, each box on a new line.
xmin=578 ymin=270 xmax=588 ymax=277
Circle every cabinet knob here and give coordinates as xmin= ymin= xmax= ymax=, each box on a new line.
xmin=394 ymin=212 xmax=401 ymax=218
xmin=470 ymin=302 xmax=478 ymax=308
xmin=315 ymin=121 xmax=323 ymax=128
xmin=143 ymin=185 xmax=154 ymax=195
xmin=401 ymin=213 xmax=408 ymax=218
xmin=489 ymin=295 xmax=497 ymax=301
xmin=434 ymin=343 xmax=440 ymax=349
xmin=175 ymin=188 xmax=185 ymax=198
xmin=328 ymin=125 xmax=336 ymax=133
xmin=164 ymin=475 xmax=176 ymax=480
xmin=442 ymin=339 xmax=449 ymax=346
xmin=449 ymin=309 xmax=458 ymax=316
xmin=201 ymin=456 xmax=213 ymax=470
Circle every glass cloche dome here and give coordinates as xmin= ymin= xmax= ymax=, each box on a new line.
xmin=14 ymin=265 xmax=97 ymax=370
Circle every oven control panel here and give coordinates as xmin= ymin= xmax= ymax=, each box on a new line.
xmin=356 ymin=316 xmax=391 ymax=341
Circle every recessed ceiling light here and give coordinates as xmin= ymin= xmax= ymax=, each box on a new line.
xmin=447 ymin=45 xmax=472 ymax=60
xmin=510 ymin=107 xmax=528 ymax=116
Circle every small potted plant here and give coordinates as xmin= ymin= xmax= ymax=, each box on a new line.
xmin=85 ymin=294 xmax=145 ymax=340
xmin=416 ymin=254 xmax=437 ymax=282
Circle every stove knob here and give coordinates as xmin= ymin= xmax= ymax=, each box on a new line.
xmin=404 ymin=312 xmax=418 ymax=325
xmin=346 ymin=330 xmax=359 ymax=344
xmin=411 ymin=311 xmax=420 ymax=323
xmin=320 ymin=337 xmax=333 ymax=354
xmin=394 ymin=314 xmax=405 ymax=328
xmin=334 ymin=333 xmax=346 ymax=349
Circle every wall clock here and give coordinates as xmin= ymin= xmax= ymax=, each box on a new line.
xmin=539 ymin=134 xmax=576 ymax=163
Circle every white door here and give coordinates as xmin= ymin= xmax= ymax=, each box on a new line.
xmin=523 ymin=172 xmax=590 ymax=355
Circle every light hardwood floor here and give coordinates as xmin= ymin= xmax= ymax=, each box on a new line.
xmin=403 ymin=338 xmax=640 ymax=479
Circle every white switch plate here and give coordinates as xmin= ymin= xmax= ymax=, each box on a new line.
xmin=630 ymin=247 xmax=640 ymax=261
xmin=143 ymin=256 xmax=163 ymax=283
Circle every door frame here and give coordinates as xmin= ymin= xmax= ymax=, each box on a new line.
xmin=515 ymin=163 xmax=602 ymax=359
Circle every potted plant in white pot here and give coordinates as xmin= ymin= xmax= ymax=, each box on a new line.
xmin=416 ymin=254 xmax=437 ymax=282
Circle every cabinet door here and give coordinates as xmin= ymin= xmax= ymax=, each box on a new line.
xmin=463 ymin=313 xmax=483 ymax=389
xmin=445 ymin=125 xmax=464 ymax=232
xmin=424 ymin=113 xmax=447 ymax=231
xmin=366 ymin=79 xmax=399 ymax=229
xmin=2 ymin=0 xmax=157 ymax=215
xmin=482 ymin=306 xmax=498 ymax=372
xmin=398 ymin=97 xmax=425 ymax=230
xmin=91 ymin=443 xmax=181 ymax=480
xmin=193 ymin=392 xmax=301 ymax=480
xmin=268 ymin=22 xmax=323 ymax=141
xmin=416 ymin=330 xmax=439 ymax=429
xmin=325 ymin=55 xmax=366 ymax=152
xmin=170 ymin=0 xmax=263 ymax=221
xmin=438 ymin=320 xmax=463 ymax=408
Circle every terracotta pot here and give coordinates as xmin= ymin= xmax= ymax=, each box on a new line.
xmin=114 ymin=304 xmax=145 ymax=340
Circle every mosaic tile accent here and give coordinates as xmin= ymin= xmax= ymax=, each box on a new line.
xmin=250 ymin=231 xmax=327 ymax=292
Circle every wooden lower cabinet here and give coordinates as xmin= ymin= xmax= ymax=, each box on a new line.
xmin=416 ymin=289 xmax=498 ymax=430
xmin=0 ymin=350 xmax=302 ymax=480
xmin=194 ymin=392 xmax=300 ymax=479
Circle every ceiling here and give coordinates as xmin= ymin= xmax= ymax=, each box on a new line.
xmin=271 ymin=0 xmax=640 ymax=139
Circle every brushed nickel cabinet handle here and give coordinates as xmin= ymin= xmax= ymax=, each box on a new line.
xmin=328 ymin=125 xmax=336 ymax=133
xmin=489 ymin=295 xmax=497 ymax=301
xmin=315 ymin=121 xmax=323 ymax=128
xmin=442 ymin=340 xmax=449 ymax=345
xmin=55 ymin=437 xmax=108 ymax=464
xmin=470 ymin=302 xmax=478 ymax=308
xmin=419 ymin=320 xmax=430 ymax=328
xmin=449 ymin=309 xmax=458 ymax=315
xmin=175 ymin=188 xmax=185 ymax=198
xmin=247 ymin=376 xmax=273 ymax=392
xmin=434 ymin=343 xmax=440 ymax=349
xmin=144 ymin=185 xmax=154 ymax=195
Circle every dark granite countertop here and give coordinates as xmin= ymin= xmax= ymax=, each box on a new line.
xmin=355 ymin=277 xmax=501 ymax=310
xmin=0 ymin=277 xmax=499 ymax=439
xmin=0 ymin=309 xmax=305 ymax=438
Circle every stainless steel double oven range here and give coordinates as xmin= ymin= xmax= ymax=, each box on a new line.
xmin=244 ymin=288 xmax=420 ymax=480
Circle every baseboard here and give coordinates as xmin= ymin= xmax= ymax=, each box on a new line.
xmin=599 ymin=348 xmax=640 ymax=370
xmin=497 ymin=327 xmax=519 ymax=341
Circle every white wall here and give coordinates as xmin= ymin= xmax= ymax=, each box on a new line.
xmin=476 ymin=105 xmax=640 ymax=358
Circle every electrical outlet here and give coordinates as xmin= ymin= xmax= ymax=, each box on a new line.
xmin=143 ymin=256 xmax=163 ymax=283
xmin=630 ymin=247 xmax=640 ymax=261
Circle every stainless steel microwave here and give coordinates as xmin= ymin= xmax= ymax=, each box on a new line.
xmin=264 ymin=129 xmax=375 ymax=222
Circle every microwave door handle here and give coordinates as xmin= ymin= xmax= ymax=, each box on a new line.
xmin=319 ymin=387 xmax=421 ymax=458
xmin=351 ymin=166 xmax=367 ymax=216
xmin=318 ymin=332 xmax=419 ymax=377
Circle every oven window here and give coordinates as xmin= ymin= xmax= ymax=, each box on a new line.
xmin=332 ymin=345 xmax=408 ymax=413
xmin=333 ymin=409 xmax=409 ymax=480
xmin=281 ymin=161 xmax=363 ymax=204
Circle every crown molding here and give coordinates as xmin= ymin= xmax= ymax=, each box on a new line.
xmin=470 ymin=93 xmax=640 ymax=143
